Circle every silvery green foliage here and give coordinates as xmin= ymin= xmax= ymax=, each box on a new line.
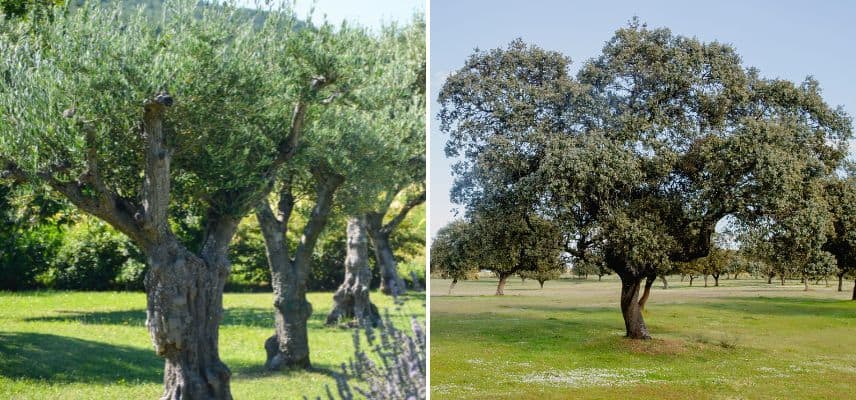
xmin=0 ymin=0 xmax=340 ymax=215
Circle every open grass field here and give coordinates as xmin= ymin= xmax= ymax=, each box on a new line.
xmin=429 ymin=276 xmax=856 ymax=400
xmin=0 ymin=290 xmax=424 ymax=399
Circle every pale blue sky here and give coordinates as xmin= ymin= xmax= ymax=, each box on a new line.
xmin=429 ymin=0 xmax=856 ymax=238
xmin=235 ymin=0 xmax=423 ymax=29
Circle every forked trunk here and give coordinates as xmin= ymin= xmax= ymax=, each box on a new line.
xmin=496 ymin=273 xmax=509 ymax=296
xmin=256 ymin=173 xmax=342 ymax=371
xmin=637 ymin=274 xmax=656 ymax=312
xmin=619 ymin=274 xmax=650 ymax=339
xmin=326 ymin=216 xmax=380 ymax=327
xmin=538 ymin=279 xmax=545 ymax=289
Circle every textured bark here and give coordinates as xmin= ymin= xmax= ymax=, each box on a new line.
xmin=145 ymin=216 xmax=237 ymax=400
xmin=638 ymin=274 xmax=656 ymax=311
xmin=326 ymin=216 xmax=380 ymax=327
xmin=496 ymin=273 xmax=509 ymax=295
xmin=256 ymin=173 xmax=342 ymax=371
xmin=366 ymin=191 xmax=425 ymax=296
xmin=139 ymin=97 xmax=238 ymax=399
xmin=371 ymin=230 xmax=408 ymax=296
xmin=620 ymin=274 xmax=651 ymax=339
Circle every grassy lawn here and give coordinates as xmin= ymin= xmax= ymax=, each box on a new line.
xmin=0 ymin=290 xmax=425 ymax=399
xmin=430 ymin=276 xmax=856 ymax=400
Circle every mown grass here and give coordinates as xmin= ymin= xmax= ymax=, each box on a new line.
xmin=0 ymin=290 xmax=425 ymax=399
xmin=430 ymin=276 xmax=856 ymax=400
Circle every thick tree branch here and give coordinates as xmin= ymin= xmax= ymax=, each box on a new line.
xmin=293 ymin=171 xmax=344 ymax=265
xmin=140 ymin=93 xmax=174 ymax=241
xmin=380 ymin=190 xmax=426 ymax=235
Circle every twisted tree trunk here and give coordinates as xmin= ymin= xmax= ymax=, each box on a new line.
xmin=620 ymin=273 xmax=650 ymax=339
xmin=327 ymin=216 xmax=380 ymax=326
xmin=370 ymin=228 xmax=408 ymax=296
xmin=496 ymin=273 xmax=510 ymax=295
xmin=138 ymin=98 xmax=239 ymax=399
xmin=256 ymin=172 xmax=342 ymax=371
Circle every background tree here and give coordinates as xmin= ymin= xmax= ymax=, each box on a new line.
xmin=430 ymin=220 xmax=478 ymax=294
xmin=823 ymin=169 xmax=856 ymax=298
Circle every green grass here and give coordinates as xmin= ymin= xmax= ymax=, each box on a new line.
xmin=0 ymin=290 xmax=425 ymax=399
xmin=430 ymin=276 xmax=856 ymax=400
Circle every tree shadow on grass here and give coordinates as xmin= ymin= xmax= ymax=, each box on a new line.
xmin=695 ymin=296 xmax=856 ymax=318
xmin=0 ymin=332 xmax=161 ymax=383
xmin=24 ymin=307 xmax=277 ymax=328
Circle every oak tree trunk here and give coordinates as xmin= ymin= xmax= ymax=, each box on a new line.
xmin=496 ymin=273 xmax=509 ymax=295
xmin=448 ymin=278 xmax=457 ymax=294
xmin=838 ymin=273 xmax=844 ymax=292
xmin=538 ymin=279 xmax=545 ymax=289
xmin=852 ymin=279 xmax=855 ymax=300
xmin=637 ymin=274 xmax=656 ymax=312
xmin=620 ymin=274 xmax=650 ymax=339
xmin=713 ymin=273 xmax=719 ymax=287
xmin=326 ymin=216 xmax=380 ymax=327
xmin=660 ymin=275 xmax=668 ymax=289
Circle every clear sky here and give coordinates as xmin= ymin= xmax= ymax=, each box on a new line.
xmin=235 ymin=0 xmax=424 ymax=29
xmin=429 ymin=0 xmax=856 ymax=238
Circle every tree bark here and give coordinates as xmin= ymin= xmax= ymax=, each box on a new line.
xmin=660 ymin=275 xmax=668 ymax=289
xmin=620 ymin=274 xmax=650 ymax=339
xmin=326 ymin=216 xmax=380 ymax=327
xmin=145 ymin=214 xmax=238 ymax=400
xmin=703 ymin=274 xmax=708 ymax=287
xmin=496 ymin=273 xmax=509 ymax=295
xmin=256 ymin=172 xmax=342 ymax=371
xmin=713 ymin=273 xmax=719 ymax=287
xmin=838 ymin=273 xmax=844 ymax=292
xmin=638 ymin=274 xmax=656 ymax=312
xmin=852 ymin=279 xmax=855 ymax=300
xmin=767 ymin=274 xmax=773 ymax=284
xmin=538 ymin=279 xmax=545 ymax=289
xmin=137 ymin=97 xmax=239 ymax=399
xmin=689 ymin=275 xmax=694 ymax=286
xmin=448 ymin=278 xmax=457 ymax=294
xmin=367 ymin=226 xmax=407 ymax=296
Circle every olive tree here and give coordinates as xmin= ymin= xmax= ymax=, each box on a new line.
xmin=0 ymin=2 xmax=341 ymax=397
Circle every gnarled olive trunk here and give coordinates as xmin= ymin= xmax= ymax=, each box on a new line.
xmin=256 ymin=173 xmax=342 ymax=371
xmin=145 ymin=217 xmax=237 ymax=400
xmin=619 ymin=274 xmax=651 ymax=339
xmin=496 ymin=273 xmax=510 ymax=295
xmin=327 ymin=216 xmax=380 ymax=326
xmin=369 ymin=228 xmax=407 ymax=296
